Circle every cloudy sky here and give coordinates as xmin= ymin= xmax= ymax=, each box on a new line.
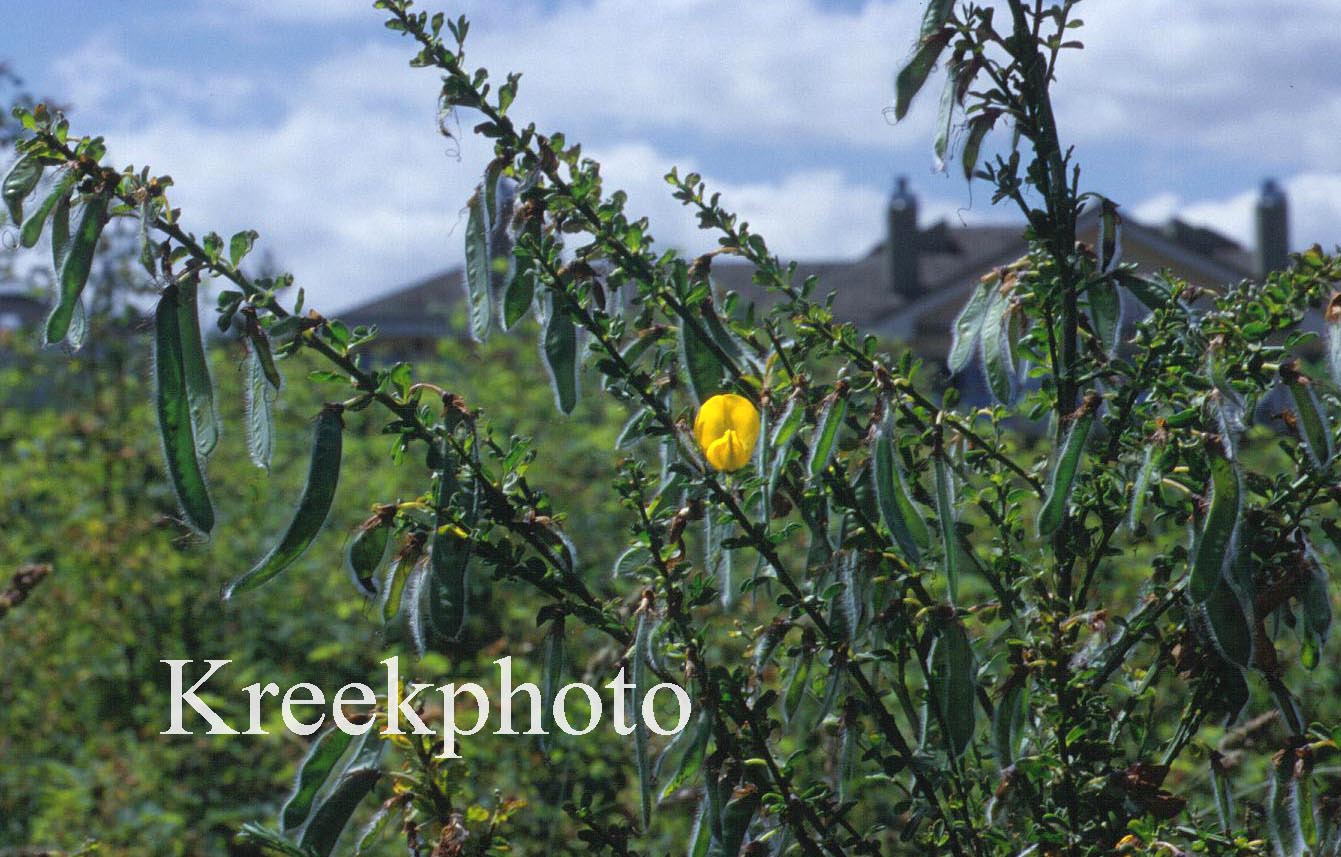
xmin=7 ymin=0 xmax=1341 ymax=311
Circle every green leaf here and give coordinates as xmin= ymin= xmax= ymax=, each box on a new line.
xmin=1037 ymin=404 xmax=1096 ymax=538
xmin=463 ymin=189 xmax=492 ymax=342
xmin=153 ymin=284 xmax=215 ymax=535
xmin=281 ymin=727 xmax=356 ymax=832
xmin=225 ymin=405 xmax=344 ymax=598
xmin=46 ymin=190 xmax=110 ymax=345
xmin=541 ymin=298 xmax=579 ymax=414
xmin=872 ymin=426 xmax=931 ymax=562
xmin=19 ymin=169 xmax=76 ymax=248
xmin=175 ymin=277 xmax=218 ymax=457
xmin=2 ymin=153 xmax=43 ymax=225
xmin=947 ymin=276 xmax=995 ymax=374
xmin=229 ymin=229 xmax=259 ymax=267
xmin=1190 ymin=447 xmax=1241 ymax=603
xmin=927 ymin=616 xmax=976 ymax=759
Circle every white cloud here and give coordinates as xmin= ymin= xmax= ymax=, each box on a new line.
xmin=1054 ymin=1 xmax=1341 ymax=171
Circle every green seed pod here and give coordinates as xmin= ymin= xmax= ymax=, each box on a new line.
xmin=47 ymin=189 xmax=110 ymax=345
xmin=1202 ymin=574 xmax=1253 ymax=669
xmin=380 ymin=533 xmax=425 ymax=626
xmin=991 ymin=671 xmax=1029 ymax=771
xmin=281 ymin=726 xmax=355 ymax=832
xmin=926 ymin=612 xmax=976 ymax=759
xmin=1300 ymin=539 xmax=1332 ymax=671
xmin=153 ymin=284 xmax=215 ymax=535
xmin=345 ymin=505 xmax=395 ymax=597
xmin=1128 ymin=444 xmax=1159 ymax=532
xmin=980 ymin=283 xmax=1015 ymax=404
xmin=709 ymin=783 xmax=759 ymax=857
xmin=630 ymin=605 xmax=654 ymax=829
xmin=2 ymin=152 xmax=42 ymax=225
xmin=1281 ymin=360 xmax=1333 ymax=467
xmin=422 ymin=452 xmax=475 ymax=647
xmin=1267 ymin=747 xmax=1306 ymax=857
xmin=873 ymin=422 xmax=932 ymax=562
xmin=19 ymin=169 xmax=77 ymax=249
xmin=657 ymin=704 xmax=711 ymax=802
xmin=808 ymin=387 xmax=847 ymax=478
xmin=225 ymin=405 xmax=344 ymax=598
xmin=542 ymin=297 xmax=579 ymax=414
xmin=934 ymin=451 xmax=961 ymax=604
xmin=540 ymin=614 xmax=565 ymax=746
xmin=1037 ymin=393 xmax=1099 ymax=537
xmin=175 ymin=276 xmax=218 ymax=457
xmin=1190 ymin=442 xmax=1242 ymax=603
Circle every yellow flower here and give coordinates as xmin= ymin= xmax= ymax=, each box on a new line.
xmin=693 ymin=393 xmax=760 ymax=472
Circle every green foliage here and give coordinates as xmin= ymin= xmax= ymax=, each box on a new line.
xmin=6 ymin=1 xmax=1341 ymax=855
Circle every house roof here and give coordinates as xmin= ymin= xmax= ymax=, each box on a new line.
xmin=338 ymin=211 xmax=1255 ymax=353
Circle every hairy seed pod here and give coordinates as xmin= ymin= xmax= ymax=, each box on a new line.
xmin=1280 ymin=360 xmax=1333 ymax=467
xmin=153 ymin=283 xmax=215 ymax=535
xmin=225 ymin=405 xmax=343 ymax=598
xmin=1189 ymin=442 xmax=1242 ymax=603
xmin=345 ymin=506 xmax=395 ymax=597
xmin=175 ymin=275 xmax=218 ymax=457
xmin=47 ymin=189 xmax=110 ymax=345
xmin=926 ymin=615 xmax=976 ymax=759
xmin=873 ymin=423 xmax=932 ymax=562
xmin=1038 ymin=394 xmax=1099 ymax=537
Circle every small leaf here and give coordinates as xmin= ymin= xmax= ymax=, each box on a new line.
xmin=225 ymin=405 xmax=344 ymax=597
xmin=229 ymin=229 xmax=259 ymax=267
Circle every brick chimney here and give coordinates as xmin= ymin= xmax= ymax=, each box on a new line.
xmin=887 ymin=176 xmax=920 ymax=298
xmin=1254 ymin=178 xmax=1289 ymax=280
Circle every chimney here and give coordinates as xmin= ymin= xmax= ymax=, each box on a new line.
xmin=888 ymin=176 xmax=920 ymax=298
xmin=1254 ymin=178 xmax=1289 ymax=279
